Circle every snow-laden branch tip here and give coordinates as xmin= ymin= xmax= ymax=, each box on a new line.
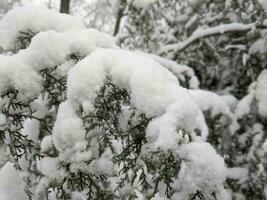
xmin=161 ymin=23 xmax=267 ymax=53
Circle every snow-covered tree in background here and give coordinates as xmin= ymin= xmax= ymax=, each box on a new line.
xmin=0 ymin=6 xmax=230 ymax=200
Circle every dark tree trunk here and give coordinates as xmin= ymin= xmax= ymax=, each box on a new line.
xmin=113 ymin=0 xmax=126 ymax=36
xmin=60 ymin=0 xmax=70 ymax=14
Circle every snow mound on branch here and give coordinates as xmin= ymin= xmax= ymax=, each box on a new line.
xmin=68 ymin=49 xmax=192 ymax=116
xmin=249 ymin=39 xmax=267 ymax=54
xmin=256 ymin=70 xmax=267 ymax=117
xmin=16 ymin=29 xmax=117 ymax=71
xmin=0 ymin=55 xmax=42 ymax=99
xmin=0 ymin=29 xmax=116 ymax=97
xmin=0 ymin=162 xmax=27 ymax=200
xmin=40 ymin=135 xmax=53 ymax=153
xmin=38 ymin=157 xmax=60 ymax=178
xmin=235 ymin=92 xmax=254 ymax=118
xmin=53 ymin=101 xmax=86 ymax=151
xmin=21 ymin=118 xmax=40 ymax=142
xmin=174 ymin=142 xmax=227 ymax=198
xmin=146 ymin=101 xmax=199 ymax=149
xmin=0 ymin=6 xmax=84 ymax=50
xmin=67 ymin=48 xmax=200 ymax=149
xmin=189 ymin=90 xmax=233 ymax=117
xmin=137 ymin=51 xmax=199 ymax=89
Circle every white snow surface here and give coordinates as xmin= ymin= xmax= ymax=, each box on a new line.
xmin=68 ymin=48 xmax=195 ymax=117
xmin=0 ymin=28 xmax=117 ymax=98
xmin=15 ymin=29 xmax=117 ymax=71
xmin=38 ymin=157 xmax=60 ymax=177
xmin=0 ymin=162 xmax=27 ymax=200
xmin=0 ymin=5 xmax=85 ymax=50
xmin=21 ymin=119 xmax=40 ymax=142
xmin=53 ymin=101 xmax=86 ymax=151
xmin=67 ymin=48 xmax=201 ymax=150
xmin=256 ymin=70 xmax=267 ymax=117
xmin=137 ymin=51 xmax=200 ymax=89
xmin=235 ymin=92 xmax=254 ymax=119
xmin=0 ymin=55 xmax=42 ymax=99
xmin=40 ymin=135 xmax=53 ymax=153
xmin=174 ymin=142 xmax=227 ymax=198
xmin=249 ymin=38 xmax=267 ymax=54
xmin=189 ymin=89 xmax=233 ymax=117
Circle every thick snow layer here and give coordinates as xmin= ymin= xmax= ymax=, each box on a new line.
xmin=146 ymin=101 xmax=199 ymax=149
xmin=67 ymin=48 xmax=200 ymax=150
xmin=0 ymin=6 xmax=85 ymax=50
xmin=189 ymin=89 xmax=233 ymax=117
xmin=0 ymin=6 xmax=230 ymax=199
xmin=40 ymin=135 xmax=53 ymax=153
xmin=0 ymin=55 xmax=42 ymax=99
xmin=38 ymin=157 xmax=59 ymax=177
xmin=16 ymin=29 xmax=117 ymax=71
xmin=0 ymin=162 xmax=27 ymax=200
xmin=53 ymin=101 xmax=86 ymax=151
xmin=58 ymin=142 xmax=93 ymax=173
xmin=89 ymin=154 xmax=114 ymax=176
xmin=235 ymin=92 xmax=254 ymax=118
xmin=220 ymin=94 xmax=238 ymax=112
xmin=21 ymin=119 xmax=40 ymax=142
xmin=249 ymin=39 xmax=267 ymax=54
xmin=255 ymin=70 xmax=267 ymax=117
xmin=137 ymin=51 xmax=199 ymax=89
xmin=0 ymin=29 xmax=116 ymax=98
xmin=174 ymin=142 xmax=227 ymax=198
xmin=68 ymin=49 xmax=195 ymax=116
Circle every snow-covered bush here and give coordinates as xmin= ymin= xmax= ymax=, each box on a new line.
xmin=0 ymin=6 xmax=231 ymax=200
